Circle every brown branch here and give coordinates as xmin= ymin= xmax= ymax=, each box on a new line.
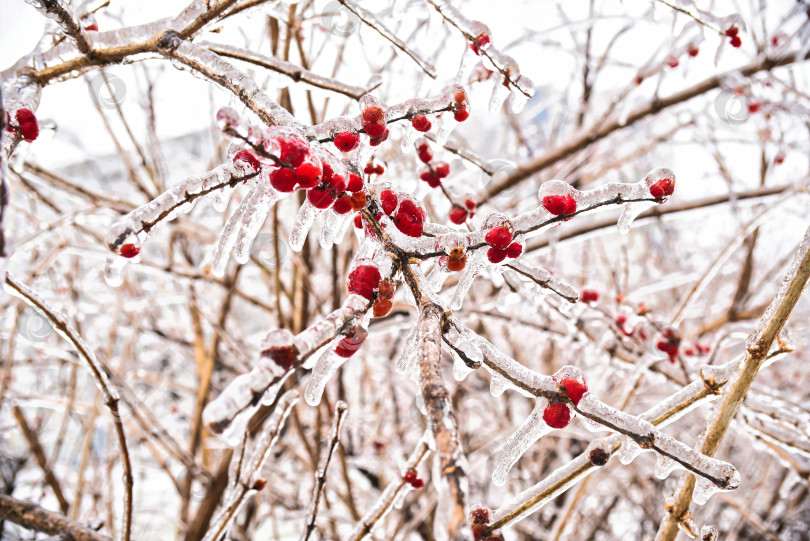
xmin=0 ymin=492 xmax=109 ymax=541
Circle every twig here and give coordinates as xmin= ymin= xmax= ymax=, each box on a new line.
xmin=301 ymin=401 xmax=349 ymax=541
xmin=0 ymin=492 xmax=110 ymax=541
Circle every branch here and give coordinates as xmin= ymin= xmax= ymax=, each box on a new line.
xmin=27 ymin=0 xmax=93 ymax=55
xmin=0 ymin=493 xmax=110 ymax=541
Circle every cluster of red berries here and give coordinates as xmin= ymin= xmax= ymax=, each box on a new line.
xmin=543 ymin=373 xmax=589 ymax=429
xmin=335 ymin=325 xmax=368 ymax=358
xmin=452 ymin=90 xmax=470 ymax=123
xmin=656 ymin=327 xmax=681 ymax=364
xmin=363 ymin=161 xmax=385 ymax=176
xmin=725 ymin=25 xmax=742 ymax=48
xmin=372 ymin=280 xmax=395 ymax=317
xmin=360 ymin=190 xmax=426 ymax=238
xmin=449 ymin=199 xmax=477 ymax=225
xmin=416 ymin=140 xmax=450 ymax=188
xmin=542 ymin=193 xmax=577 ymax=217
xmin=402 ymin=470 xmax=424 ymax=489
xmin=580 ymin=289 xmax=600 ymax=303
xmin=361 ymin=103 xmax=390 ymax=146
xmin=649 ymin=177 xmax=675 ymax=199
xmin=5 ymin=108 xmax=39 ymax=142
xmin=484 ymin=224 xmax=522 ymax=264
xmin=347 ymin=264 xmax=382 ymax=300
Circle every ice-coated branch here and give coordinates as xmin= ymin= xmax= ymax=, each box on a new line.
xmin=424 ymin=0 xmax=534 ymax=98
xmin=336 ymin=0 xmax=438 ymax=78
xmin=203 ymin=389 xmax=299 ymax=541
xmin=0 ymin=492 xmax=110 ymax=541
xmin=415 ymin=304 xmax=472 ymax=540
xmin=25 ymin=0 xmax=93 ymax=55
xmin=505 ymin=259 xmax=579 ymax=303
xmin=349 ymin=441 xmax=431 ymax=541
xmin=483 ymin=347 xmax=790 ymax=536
xmin=301 ymin=401 xmax=349 ymax=541
xmin=3 ymin=274 xmax=133 ymax=541
xmin=657 ymin=224 xmax=810 ymax=541
xmin=170 ymin=0 xmax=240 ymax=38
xmin=156 ymin=32 xmax=302 ymax=129
xmin=202 ymin=42 xmax=382 ymax=100
xmin=203 ymin=294 xmax=370 ymax=438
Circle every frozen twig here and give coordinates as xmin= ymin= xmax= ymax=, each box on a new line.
xmin=0 ymin=492 xmax=110 ymax=541
xmin=301 ymin=401 xmax=349 ymax=541
xmin=26 ymin=0 xmax=93 ymax=55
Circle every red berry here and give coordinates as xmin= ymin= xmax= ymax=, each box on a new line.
xmin=84 ymin=23 xmax=98 ymax=31
xmin=465 ymin=199 xmax=477 ymax=211
xmin=251 ymin=479 xmax=266 ymax=491
xmin=730 ymin=35 xmax=742 ymax=48
xmin=411 ymin=114 xmax=432 ymax=132
xmin=369 ymin=128 xmax=389 ymax=147
xmin=588 ymin=448 xmax=609 ymax=466
xmin=354 ymin=214 xmax=363 ymax=228
xmin=335 ymin=326 xmax=367 ymax=358
xmin=449 ymin=206 xmax=468 ymax=224
xmin=417 ymin=143 xmax=433 ymax=164
xmin=542 ymin=194 xmax=577 ymax=216
xmin=334 ymin=132 xmax=359 ymax=152
xmin=725 ymin=25 xmax=739 ymax=37
xmin=269 ymin=167 xmax=297 ymax=192
xmin=263 ymin=345 xmax=297 ymax=371
xmin=364 ymin=163 xmax=376 ymax=175
xmin=120 ymin=243 xmax=140 ymax=258
xmin=374 ymin=165 xmax=384 ymax=175
xmin=747 ymin=101 xmax=760 ymax=114
xmin=328 ymin=174 xmax=347 ymax=194
xmin=15 ymin=109 xmax=39 ymax=142
xmin=393 ymin=200 xmax=425 ymax=237
xmin=372 ymin=298 xmax=393 ymax=318
xmin=403 ymin=471 xmax=424 ymax=489
xmin=294 ymin=163 xmax=321 ymax=189
xmin=380 ymin=190 xmax=398 ymax=215
xmin=487 ymin=247 xmax=508 ymax=264
xmin=447 ymin=251 xmax=467 ymax=272
xmin=656 ymin=340 xmax=679 ymax=363
xmin=308 ymin=186 xmax=335 ymax=209
xmin=470 ymin=33 xmax=491 ymax=55
xmin=688 ymin=46 xmax=699 ymax=57
xmin=649 ymin=178 xmax=675 ymax=199
xmin=362 ymin=106 xmax=384 ymax=124
xmin=667 ymin=55 xmax=679 ymax=69
xmin=377 ymin=280 xmax=395 ymax=299
xmin=560 ymin=377 xmax=588 ymax=406
xmin=332 ymin=194 xmax=353 ymax=214
xmin=277 ymin=138 xmax=308 ymax=167
xmin=364 ymin=122 xmax=387 ymax=138
xmin=454 ymin=108 xmax=470 ymax=122
xmin=484 ymin=226 xmax=513 ymax=250
xmin=347 ymin=173 xmax=364 ymax=192
xmin=347 ymin=265 xmax=381 ymax=300
xmin=774 ymin=153 xmax=785 ymax=165
xmin=580 ymin=289 xmax=599 ymax=303
xmin=350 ymin=192 xmax=367 ymax=211
xmin=420 ymin=170 xmax=441 ymax=188
xmin=232 ymin=150 xmax=259 ymax=171
xmin=470 ymin=506 xmax=490 ymax=525
xmin=506 ymin=242 xmax=522 ymax=258
xmin=434 ymin=162 xmax=450 ymax=178
xmin=543 ymin=402 xmax=571 ymax=429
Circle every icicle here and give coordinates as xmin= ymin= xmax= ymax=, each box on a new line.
xmin=396 ymin=325 xmax=419 ymax=374
xmin=617 ymin=201 xmax=655 ymax=234
xmin=654 ymin=455 xmax=681 ymax=479
xmin=211 ymin=187 xmax=232 ymax=212
xmin=103 ymin=255 xmax=127 ymax=287
xmin=693 ymin=476 xmax=724 ymax=505
xmin=211 ymin=191 xmax=252 ymax=277
xmin=234 ymin=189 xmax=278 ymax=264
xmin=449 ymin=251 xmax=486 ymax=310
xmin=492 ymin=402 xmax=552 ymax=486
xmin=489 ymin=371 xmax=510 ymax=397
xmin=618 ymin=435 xmax=644 ymax=465
xmin=401 ymin=124 xmax=419 ymax=153
xmin=489 ymin=79 xmax=510 ymax=113
xmin=304 ymin=348 xmax=347 ymax=406
xmin=509 ymin=85 xmax=530 ymax=113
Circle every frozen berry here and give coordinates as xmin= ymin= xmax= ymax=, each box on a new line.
xmin=362 ymin=106 xmax=384 ymax=124
xmin=335 ymin=326 xmax=367 ymax=358
xmin=411 ymin=114 xmax=432 ymax=132
xmin=774 ymin=153 xmax=785 ymax=165
xmin=277 ymin=138 xmax=309 ymax=167
xmin=369 ymin=128 xmax=389 ymax=147
xmin=403 ymin=470 xmax=424 ymax=489
xmin=747 ymin=101 xmax=760 ymax=114
xmin=374 ymin=165 xmax=384 ymax=175
xmin=730 ymin=35 xmax=742 ymax=48
xmin=372 ymin=298 xmax=393 ymax=318
xmin=15 ymin=109 xmax=39 ymax=142
xmin=84 ymin=23 xmax=98 ymax=31
xmin=334 ymin=132 xmax=359 ymax=152
xmin=364 ymin=122 xmax=387 ymax=138
xmin=543 ymin=402 xmax=571 ymax=429
xmin=542 ymin=194 xmax=577 ymax=216
xmin=580 ymin=289 xmax=599 ymax=303
xmin=465 ymin=198 xmax=477 ymax=211
xmin=269 ymin=168 xmax=297 ymax=192
xmin=666 ymin=55 xmax=679 ymax=69
xmin=447 ymin=251 xmax=467 ymax=272
xmin=350 ymin=192 xmax=367 ymax=211
xmin=295 ymin=163 xmax=321 ymax=189
xmin=393 ymin=200 xmax=425 ymax=237
xmin=347 ymin=173 xmax=364 ymax=192
xmin=420 ymin=170 xmax=441 ymax=188
xmin=380 ymin=190 xmax=398 ymax=215
xmin=449 ymin=206 xmax=468 ymax=225
xmin=354 ymin=214 xmax=363 ymax=228
xmin=251 ymin=479 xmax=266 ymax=491
xmin=560 ymin=377 xmax=588 ymax=406
xmin=649 ymin=178 xmax=675 ymax=199
xmin=377 ymin=280 xmax=395 ymax=299
xmin=262 ymin=344 xmax=297 ymax=371
xmin=688 ymin=46 xmax=699 ymax=57
xmin=470 ymin=33 xmax=491 ymax=55
xmin=470 ymin=506 xmax=490 ymax=525
xmin=487 ymin=247 xmax=508 ymax=264
xmin=454 ymin=108 xmax=470 ymax=122
xmin=233 ymin=150 xmax=260 ymax=171
xmin=505 ymin=242 xmax=522 ymax=258
xmin=725 ymin=25 xmax=739 ymax=37
xmin=332 ymin=194 xmax=353 ymax=214
xmin=484 ymin=226 xmax=513 ymax=250
xmin=417 ymin=143 xmax=433 ymax=164
xmin=347 ymin=265 xmax=382 ymax=300
xmin=588 ymin=447 xmax=610 ymax=466
xmin=434 ymin=162 xmax=450 ymax=178
xmin=120 ymin=243 xmax=140 ymax=258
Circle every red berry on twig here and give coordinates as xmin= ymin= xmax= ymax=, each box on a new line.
xmin=334 ymin=132 xmax=359 ymax=152
xmin=347 ymin=265 xmax=382 ymax=300
xmin=120 ymin=243 xmax=140 ymax=258
xmin=543 ymin=402 xmax=571 ymax=429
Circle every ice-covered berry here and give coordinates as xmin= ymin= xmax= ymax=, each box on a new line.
xmin=542 ymin=194 xmax=577 ymax=216
xmin=447 ymin=247 xmax=467 ymax=272
xmin=580 ymin=289 xmax=599 ymax=303
xmin=233 ymin=150 xmax=260 ymax=171
xmin=334 ymin=132 xmax=360 ymax=152
xmin=347 ymin=173 xmax=364 ymax=193
xmin=543 ymin=402 xmax=571 ymax=429
xmin=335 ymin=326 xmax=368 ymax=358
xmin=393 ymin=199 xmax=425 ymax=237
xmin=484 ymin=226 xmax=513 ymax=250
xmin=350 ymin=192 xmax=367 ymax=211
xmin=487 ymin=247 xmax=508 ymax=264
xmin=372 ymin=298 xmax=393 ymax=318
xmin=15 ymin=109 xmax=39 ymax=142
xmin=269 ymin=168 xmax=297 ymax=192
xmin=347 ymin=264 xmax=382 ymax=300
xmin=505 ymin=242 xmax=522 ymax=258
xmin=449 ymin=206 xmax=468 ymax=225
xmin=747 ymin=101 xmax=760 ymax=114
xmin=403 ymin=470 xmax=424 ymax=489
xmin=649 ymin=178 xmax=675 ymax=199
xmin=295 ymin=163 xmax=321 ymax=189
xmin=411 ymin=114 xmax=432 ymax=132
xmin=120 ymin=243 xmax=140 ymax=258
xmin=380 ymin=190 xmax=398 ymax=215
xmin=560 ymin=377 xmax=588 ymax=406
xmin=417 ymin=142 xmax=433 ymax=164
xmin=434 ymin=162 xmax=450 ymax=178
xmin=332 ymin=194 xmax=353 ymax=214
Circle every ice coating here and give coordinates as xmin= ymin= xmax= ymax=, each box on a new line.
xmin=492 ymin=401 xmax=553 ymax=486
xmin=289 ymin=200 xmax=323 ymax=252
xmin=506 ymin=259 xmax=579 ymax=303
xmin=305 ymin=348 xmax=348 ymax=406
